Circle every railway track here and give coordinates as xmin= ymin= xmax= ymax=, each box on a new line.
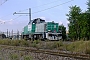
xmin=0 ymin=45 xmax=90 ymax=60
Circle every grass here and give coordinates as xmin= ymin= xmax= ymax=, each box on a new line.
xmin=43 ymin=41 xmax=63 ymax=49
xmin=66 ymin=40 xmax=90 ymax=54
xmin=24 ymin=55 xmax=33 ymax=60
xmin=0 ymin=39 xmax=30 ymax=47
xmin=31 ymin=40 xmax=41 ymax=47
xmin=9 ymin=53 xmax=19 ymax=60
xmin=0 ymin=39 xmax=90 ymax=54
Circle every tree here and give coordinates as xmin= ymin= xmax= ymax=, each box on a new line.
xmin=66 ymin=5 xmax=82 ymax=40
xmin=59 ymin=25 xmax=66 ymax=41
xmin=79 ymin=13 xmax=89 ymax=40
xmin=86 ymin=0 xmax=90 ymax=40
xmin=66 ymin=1 xmax=90 ymax=40
xmin=87 ymin=0 xmax=90 ymax=12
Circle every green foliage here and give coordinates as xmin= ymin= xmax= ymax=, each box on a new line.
xmin=33 ymin=40 xmax=40 ymax=44
xmin=31 ymin=40 xmax=41 ymax=47
xmin=87 ymin=0 xmax=90 ymax=11
xmin=0 ymin=39 xmax=10 ymax=45
xmin=9 ymin=54 xmax=19 ymax=60
xmin=10 ymin=40 xmax=20 ymax=46
xmin=45 ymin=41 xmax=63 ymax=49
xmin=0 ymin=39 xmax=30 ymax=47
xmin=24 ymin=56 xmax=33 ymax=60
xmin=20 ymin=40 xmax=29 ymax=47
xmin=66 ymin=41 xmax=90 ymax=54
xmin=59 ymin=25 xmax=66 ymax=40
xmin=0 ymin=39 xmax=40 ymax=48
xmin=66 ymin=4 xmax=90 ymax=40
xmin=53 ymin=41 xmax=63 ymax=48
xmin=67 ymin=41 xmax=84 ymax=52
xmin=32 ymin=43 xmax=37 ymax=47
xmin=1 ymin=39 xmax=90 ymax=54
xmin=66 ymin=5 xmax=82 ymax=40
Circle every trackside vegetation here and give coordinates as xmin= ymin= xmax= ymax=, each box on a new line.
xmin=0 ymin=39 xmax=90 ymax=54
xmin=66 ymin=0 xmax=90 ymax=40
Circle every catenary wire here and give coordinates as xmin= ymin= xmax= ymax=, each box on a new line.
xmin=0 ymin=0 xmax=8 ymax=6
xmin=0 ymin=0 xmax=74 ymax=21
xmin=12 ymin=0 xmax=74 ymax=20
xmin=18 ymin=0 xmax=62 ymax=12
xmin=32 ymin=0 xmax=74 ymax=14
xmin=0 ymin=0 xmax=61 ymax=18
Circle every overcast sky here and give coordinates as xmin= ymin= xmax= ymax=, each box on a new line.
xmin=0 ymin=0 xmax=87 ymax=33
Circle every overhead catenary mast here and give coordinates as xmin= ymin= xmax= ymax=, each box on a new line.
xmin=13 ymin=8 xmax=31 ymax=23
